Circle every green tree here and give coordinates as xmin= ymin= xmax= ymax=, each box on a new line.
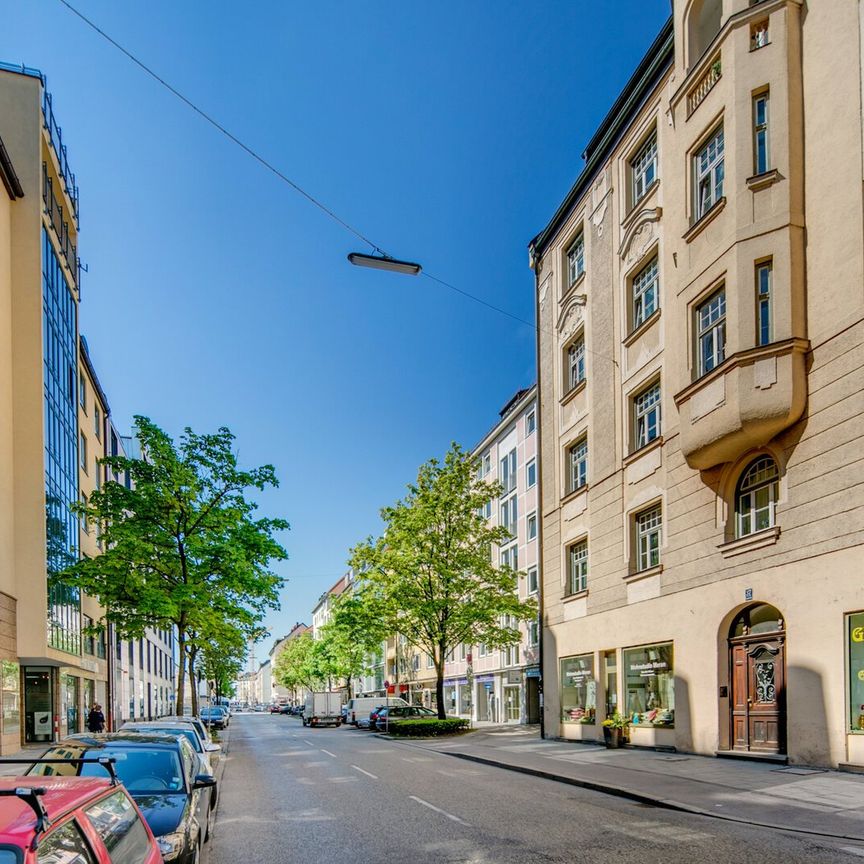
xmin=273 ymin=631 xmax=323 ymax=694
xmin=350 ymin=443 xmax=537 ymax=719
xmin=317 ymin=591 xmax=387 ymax=696
xmin=61 ymin=416 xmax=288 ymax=713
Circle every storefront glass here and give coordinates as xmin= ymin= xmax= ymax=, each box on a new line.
xmin=624 ymin=642 xmax=674 ymax=728
xmin=63 ymin=675 xmax=80 ymax=734
xmin=603 ymin=651 xmax=617 ymax=718
xmin=560 ymin=654 xmax=596 ymax=723
xmin=24 ymin=668 xmax=53 ymax=743
xmin=1 ymin=661 xmax=19 ymax=736
xmin=458 ymin=683 xmax=472 ymax=716
xmin=848 ymin=613 xmax=864 ymax=731
xmin=443 ymin=685 xmax=457 ymax=714
xmin=504 ymin=685 xmax=521 ymax=722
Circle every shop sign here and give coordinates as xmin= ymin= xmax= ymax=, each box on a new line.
xmin=475 ymin=674 xmax=495 ymax=683
xmin=506 ymin=670 xmax=522 ymax=684
xmin=525 ymin=666 xmax=541 ymax=678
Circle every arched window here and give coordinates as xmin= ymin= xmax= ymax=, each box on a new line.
xmin=730 ymin=603 xmax=783 ymax=638
xmin=688 ymin=0 xmax=722 ymax=65
xmin=735 ymin=456 xmax=779 ymax=537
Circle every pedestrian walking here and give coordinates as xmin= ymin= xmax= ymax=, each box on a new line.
xmin=86 ymin=703 xmax=105 ymax=733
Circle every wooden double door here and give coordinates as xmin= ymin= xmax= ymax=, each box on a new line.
xmin=730 ymin=633 xmax=786 ymax=754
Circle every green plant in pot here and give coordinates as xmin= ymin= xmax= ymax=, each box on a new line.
xmin=601 ymin=712 xmax=630 ymax=748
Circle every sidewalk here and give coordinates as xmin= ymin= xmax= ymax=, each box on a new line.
xmin=406 ymin=725 xmax=864 ymax=841
xmin=0 ymin=745 xmax=49 ymax=776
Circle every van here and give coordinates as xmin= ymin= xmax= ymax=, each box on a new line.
xmin=345 ymin=696 xmax=409 ymax=726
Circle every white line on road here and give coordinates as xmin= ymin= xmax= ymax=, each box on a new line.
xmin=351 ymin=765 xmax=378 ymax=779
xmin=409 ymin=795 xmax=471 ymax=827
xmin=320 ymin=749 xmax=337 ymax=758
xmin=302 ymin=739 xmax=314 ymax=746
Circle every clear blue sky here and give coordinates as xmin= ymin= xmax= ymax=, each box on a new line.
xmin=4 ymin=0 xmax=670 ymax=654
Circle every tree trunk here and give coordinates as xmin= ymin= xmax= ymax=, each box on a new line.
xmin=176 ymin=630 xmax=187 ymax=716
xmin=435 ymin=658 xmax=446 ymax=720
xmin=189 ymin=647 xmax=199 ymax=716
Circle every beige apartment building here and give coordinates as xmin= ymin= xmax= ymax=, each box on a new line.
xmin=531 ymin=0 xmax=864 ymax=767
xmin=0 ymin=62 xmax=112 ymax=747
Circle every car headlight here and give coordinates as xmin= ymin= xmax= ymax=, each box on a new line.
xmin=156 ymin=832 xmax=185 ymax=861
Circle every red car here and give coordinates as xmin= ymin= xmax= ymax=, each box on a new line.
xmin=0 ymin=775 xmax=162 ymax=863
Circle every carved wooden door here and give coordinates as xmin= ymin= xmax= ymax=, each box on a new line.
xmin=730 ymin=637 xmax=785 ymax=754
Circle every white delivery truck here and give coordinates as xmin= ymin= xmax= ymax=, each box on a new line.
xmin=303 ymin=692 xmax=343 ymax=727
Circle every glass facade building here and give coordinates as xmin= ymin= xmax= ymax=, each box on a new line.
xmin=42 ymin=228 xmax=81 ymax=655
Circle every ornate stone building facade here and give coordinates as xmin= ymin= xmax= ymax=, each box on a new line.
xmin=532 ymin=0 xmax=864 ymax=767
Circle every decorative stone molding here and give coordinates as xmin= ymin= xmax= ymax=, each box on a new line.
xmin=590 ymin=168 xmax=611 ymax=236
xmin=619 ymin=207 xmax=662 ymax=268
xmin=557 ymin=298 xmax=585 ymax=342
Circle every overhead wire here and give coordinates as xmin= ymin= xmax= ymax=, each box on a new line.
xmin=54 ymin=0 xmax=619 ymax=367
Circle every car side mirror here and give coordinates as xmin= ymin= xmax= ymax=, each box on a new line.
xmin=204 ymin=743 xmax=221 ymax=753
xmin=192 ymin=773 xmax=217 ymax=789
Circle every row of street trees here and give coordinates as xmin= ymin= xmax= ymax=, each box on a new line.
xmin=59 ymin=417 xmax=289 ymax=713
xmin=275 ymin=444 xmax=536 ymax=719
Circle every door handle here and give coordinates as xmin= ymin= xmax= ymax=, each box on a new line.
xmin=747 ymin=698 xmax=753 ymax=706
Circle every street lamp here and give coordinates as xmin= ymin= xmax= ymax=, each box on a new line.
xmin=347 ymin=252 xmax=422 ymax=276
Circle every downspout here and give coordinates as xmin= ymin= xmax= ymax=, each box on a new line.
xmin=530 ymin=243 xmax=546 ymax=740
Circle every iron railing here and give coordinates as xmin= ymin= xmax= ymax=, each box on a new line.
xmin=42 ymin=162 xmax=78 ymax=286
xmin=42 ymin=89 xmax=79 ymax=222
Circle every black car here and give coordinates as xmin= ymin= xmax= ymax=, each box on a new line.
xmin=28 ymin=732 xmax=217 ymax=864
xmin=199 ymin=707 xmax=227 ymax=730
xmin=374 ymin=705 xmax=437 ymax=731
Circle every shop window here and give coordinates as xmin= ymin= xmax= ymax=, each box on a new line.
xmin=1 ymin=660 xmax=19 ymax=736
xmin=735 ymin=456 xmax=779 ymax=537
xmin=848 ymin=613 xmax=864 ymax=732
xmin=623 ymin=642 xmax=674 ymax=727
xmin=560 ymin=654 xmax=596 ymax=724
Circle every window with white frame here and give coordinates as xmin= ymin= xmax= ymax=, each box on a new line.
xmin=527 ymin=512 xmax=537 ymax=541
xmin=528 ymin=619 xmax=539 ymax=647
xmin=459 ymin=644 xmax=467 ymax=661
xmin=80 ymin=493 xmax=89 ymax=534
xmin=697 ymin=288 xmax=726 ymax=376
xmin=632 ymin=131 xmax=658 ymax=204
xmin=500 ymin=543 xmax=519 ymax=571
xmin=482 ymin=452 xmax=491 ymax=476
xmin=500 ymin=448 xmax=517 ymax=494
xmin=695 ymin=125 xmax=725 ymax=219
xmin=500 ymin=495 xmax=517 ymax=538
xmin=79 ymin=371 xmax=87 ymax=411
xmin=567 ymin=231 xmax=585 ymax=286
xmin=567 ymin=540 xmax=588 ymax=595
xmin=567 ymin=336 xmax=586 ymax=392
xmin=527 ymin=566 xmax=538 ymax=595
xmin=632 ymin=257 xmax=659 ymax=330
xmin=478 ymin=643 xmax=488 ymax=657
xmin=568 ymin=438 xmax=588 ymax=493
xmin=526 ymin=458 xmax=537 ymax=488
xmin=634 ymin=381 xmax=661 ymax=450
xmin=94 ymin=457 xmax=100 ymax=490
xmin=756 ymin=261 xmax=772 ymax=346
xmin=80 ymin=432 xmax=88 ymax=471
xmin=753 ymin=91 xmax=769 ymax=175
xmin=526 ymin=409 xmax=536 ymax=435
xmin=635 ymin=505 xmax=662 ymax=571
xmin=94 ymin=405 xmax=101 ymax=439
xmin=735 ymin=456 xmax=779 ymax=537
xmin=426 ymin=653 xmax=434 ymax=668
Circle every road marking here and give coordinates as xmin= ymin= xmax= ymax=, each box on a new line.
xmin=351 ymin=765 xmax=378 ymax=779
xmin=320 ymin=749 xmax=337 ymax=758
xmin=409 ymin=795 xmax=471 ymax=827
xmin=302 ymin=739 xmax=314 ymax=746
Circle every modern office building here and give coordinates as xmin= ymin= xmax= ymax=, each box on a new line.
xmin=0 ymin=61 xmax=111 ymax=748
xmin=442 ymin=386 xmax=541 ymax=724
xmin=531 ymin=0 xmax=864 ymax=766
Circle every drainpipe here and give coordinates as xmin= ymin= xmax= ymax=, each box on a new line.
xmin=529 ymin=243 xmax=547 ymax=739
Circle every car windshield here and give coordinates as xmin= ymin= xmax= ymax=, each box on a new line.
xmin=31 ymin=746 xmax=185 ymax=793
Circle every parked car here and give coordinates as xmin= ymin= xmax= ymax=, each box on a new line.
xmin=28 ymin=733 xmax=217 ymax=864
xmin=121 ymin=721 xmax=222 ymax=778
xmin=278 ymin=705 xmax=294 ymax=715
xmin=0 ymin=774 xmax=162 ymax=863
xmin=160 ymin=715 xmax=215 ymax=749
xmin=374 ymin=705 xmax=437 ymax=731
xmin=199 ymin=706 xmax=228 ymax=729
xmin=269 ymin=705 xmax=282 ymax=714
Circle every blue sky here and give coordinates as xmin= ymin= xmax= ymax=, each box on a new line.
xmin=4 ymin=0 xmax=670 ymax=656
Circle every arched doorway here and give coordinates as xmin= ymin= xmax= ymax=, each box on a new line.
xmin=728 ymin=604 xmax=786 ymax=754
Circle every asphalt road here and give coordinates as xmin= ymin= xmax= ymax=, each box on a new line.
xmin=208 ymin=714 xmax=864 ymax=864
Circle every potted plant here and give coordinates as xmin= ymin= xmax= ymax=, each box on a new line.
xmin=602 ymin=712 xmax=630 ymax=749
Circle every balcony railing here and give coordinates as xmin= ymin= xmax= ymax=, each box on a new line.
xmin=42 ymin=89 xmax=79 ymax=224
xmin=687 ymin=56 xmax=722 ymax=117
xmin=42 ymin=162 xmax=78 ymax=287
